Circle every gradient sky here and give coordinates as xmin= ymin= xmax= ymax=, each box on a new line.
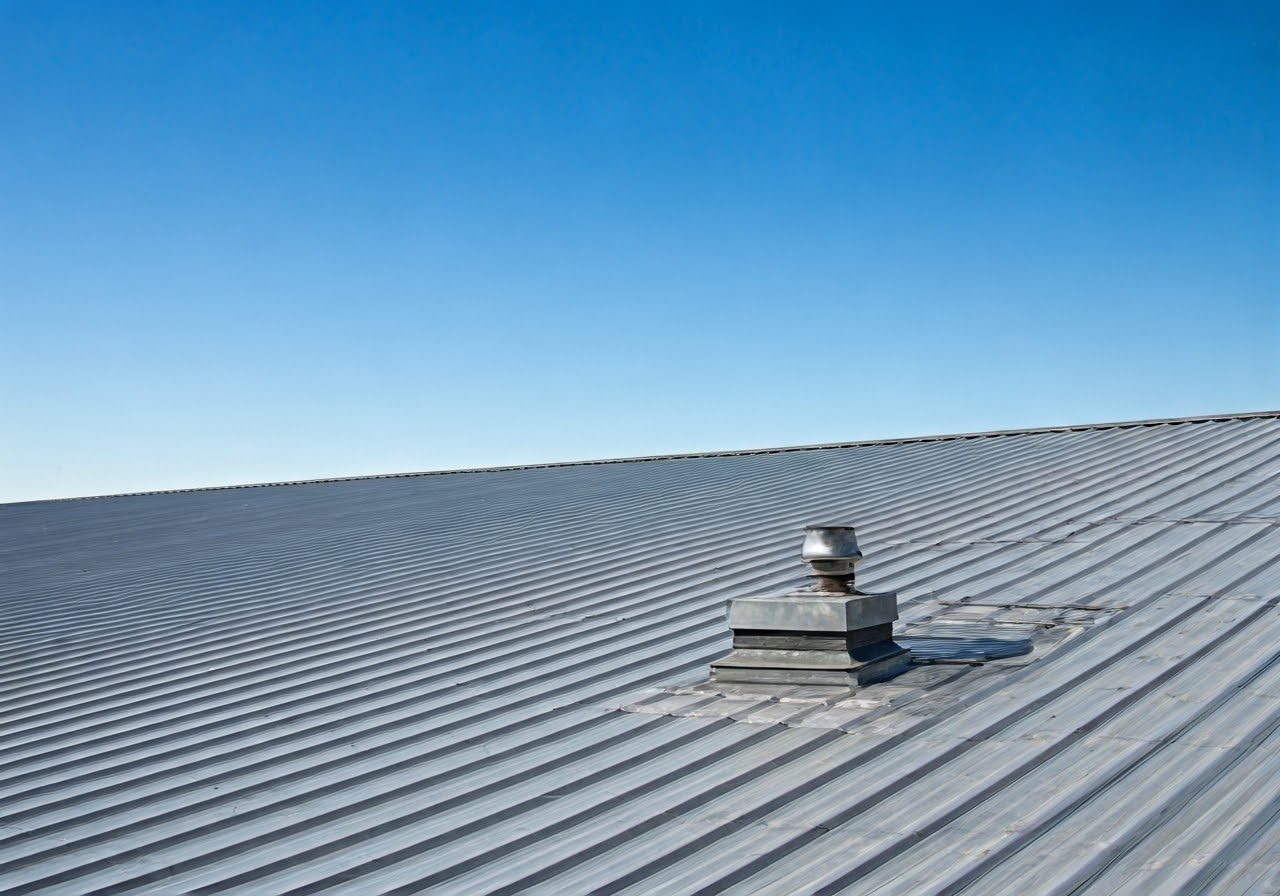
xmin=2 ymin=2 xmax=1277 ymax=503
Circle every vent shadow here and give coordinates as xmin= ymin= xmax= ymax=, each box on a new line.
xmin=896 ymin=624 xmax=1033 ymax=663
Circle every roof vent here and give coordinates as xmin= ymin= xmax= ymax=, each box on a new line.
xmin=710 ymin=525 xmax=912 ymax=688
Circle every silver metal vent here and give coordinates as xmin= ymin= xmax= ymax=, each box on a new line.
xmin=709 ymin=525 xmax=911 ymax=688
xmin=800 ymin=524 xmax=863 ymax=592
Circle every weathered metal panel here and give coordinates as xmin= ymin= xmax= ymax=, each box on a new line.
xmin=1 ymin=413 xmax=1278 ymax=894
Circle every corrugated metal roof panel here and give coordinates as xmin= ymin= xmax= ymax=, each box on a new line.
xmin=2 ymin=413 xmax=1278 ymax=894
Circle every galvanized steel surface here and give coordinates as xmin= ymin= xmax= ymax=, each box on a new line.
xmin=2 ymin=414 xmax=1280 ymax=894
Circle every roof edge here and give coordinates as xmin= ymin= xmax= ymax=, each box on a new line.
xmin=21 ymin=409 xmax=1280 ymax=504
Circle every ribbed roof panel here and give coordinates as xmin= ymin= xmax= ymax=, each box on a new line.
xmin=2 ymin=414 xmax=1278 ymax=894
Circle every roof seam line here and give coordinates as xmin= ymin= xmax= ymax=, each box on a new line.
xmin=30 ymin=410 xmax=1280 ymax=504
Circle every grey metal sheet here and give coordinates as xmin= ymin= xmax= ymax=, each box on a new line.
xmin=2 ymin=413 xmax=1279 ymax=894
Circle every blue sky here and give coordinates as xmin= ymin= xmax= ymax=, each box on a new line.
xmin=2 ymin=2 xmax=1277 ymax=502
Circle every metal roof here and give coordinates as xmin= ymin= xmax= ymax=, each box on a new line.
xmin=2 ymin=412 xmax=1279 ymax=895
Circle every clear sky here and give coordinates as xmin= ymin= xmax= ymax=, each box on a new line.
xmin=2 ymin=2 xmax=1277 ymax=503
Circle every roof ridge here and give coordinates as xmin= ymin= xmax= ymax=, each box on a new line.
xmin=24 ymin=409 xmax=1280 ymax=504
